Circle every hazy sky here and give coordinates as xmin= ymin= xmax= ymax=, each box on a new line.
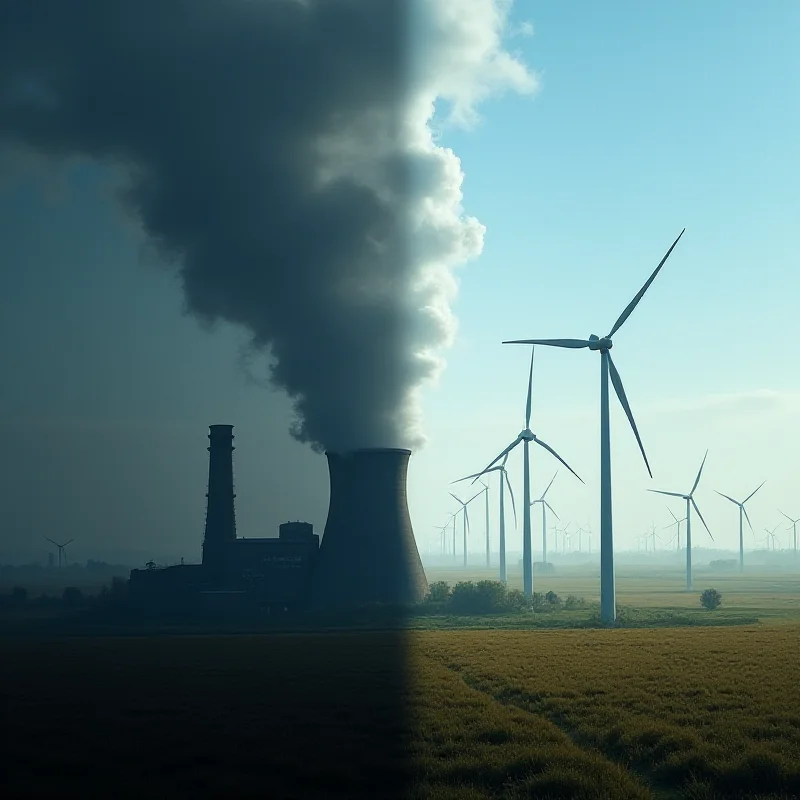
xmin=1 ymin=1 xmax=798 ymax=565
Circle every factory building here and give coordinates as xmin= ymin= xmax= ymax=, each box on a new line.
xmin=129 ymin=425 xmax=427 ymax=613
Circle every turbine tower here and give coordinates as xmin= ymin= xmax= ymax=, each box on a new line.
xmin=503 ymin=230 xmax=685 ymax=623
xmin=714 ymin=481 xmax=765 ymax=573
xmin=649 ymin=450 xmax=713 ymax=590
xmin=453 ymin=455 xmax=516 ymax=582
xmin=469 ymin=348 xmax=583 ymax=597
xmin=44 ymin=537 xmax=74 ymax=568
xmin=529 ymin=471 xmax=559 ymax=565
xmin=779 ymin=510 xmax=800 ymax=555
xmin=449 ymin=490 xmax=482 ymax=566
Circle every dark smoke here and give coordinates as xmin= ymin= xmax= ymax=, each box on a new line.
xmin=0 ymin=0 xmax=534 ymax=453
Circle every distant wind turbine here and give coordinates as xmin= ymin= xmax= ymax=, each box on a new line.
xmin=504 ymin=230 xmax=686 ymax=622
xmin=467 ymin=348 xmax=583 ymax=597
xmin=649 ymin=450 xmax=713 ymax=590
xmin=44 ymin=537 xmax=75 ymax=568
xmin=529 ymin=471 xmax=559 ymax=565
xmin=453 ymin=454 xmax=517 ymax=582
xmin=763 ymin=524 xmax=780 ymax=551
xmin=714 ymin=481 xmax=765 ymax=573
xmin=778 ymin=510 xmax=800 ymax=555
xmin=449 ymin=490 xmax=483 ymax=566
xmin=664 ymin=507 xmax=686 ymax=550
xmin=479 ymin=478 xmax=491 ymax=568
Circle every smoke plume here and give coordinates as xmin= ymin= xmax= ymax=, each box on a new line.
xmin=0 ymin=0 xmax=535 ymax=453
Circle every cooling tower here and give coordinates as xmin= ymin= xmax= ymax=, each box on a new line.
xmin=202 ymin=424 xmax=237 ymax=579
xmin=311 ymin=448 xmax=428 ymax=609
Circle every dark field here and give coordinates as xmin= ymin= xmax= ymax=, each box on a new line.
xmin=4 ymin=625 xmax=800 ymax=798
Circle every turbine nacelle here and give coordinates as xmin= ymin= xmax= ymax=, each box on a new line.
xmin=588 ymin=334 xmax=612 ymax=351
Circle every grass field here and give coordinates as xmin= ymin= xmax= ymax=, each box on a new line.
xmin=3 ymin=566 xmax=799 ymax=797
xmin=3 ymin=624 xmax=800 ymax=798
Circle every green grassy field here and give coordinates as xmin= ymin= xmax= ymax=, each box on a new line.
xmin=3 ymin=566 xmax=799 ymax=797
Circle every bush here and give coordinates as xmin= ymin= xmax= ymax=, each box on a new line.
xmin=425 ymin=580 xmax=451 ymax=604
xmin=564 ymin=595 xmax=587 ymax=610
xmin=545 ymin=591 xmax=562 ymax=609
xmin=11 ymin=586 xmax=27 ymax=604
xmin=701 ymin=588 xmax=722 ymax=610
xmin=62 ymin=586 xmax=83 ymax=608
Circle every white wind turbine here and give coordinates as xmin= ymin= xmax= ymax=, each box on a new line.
xmin=479 ymin=479 xmax=491 ymax=568
xmin=453 ymin=455 xmax=517 ymax=582
xmin=504 ymin=230 xmax=685 ymax=622
xmin=778 ymin=510 xmax=800 ymax=556
xmin=664 ymin=507 xmax=686 ymax=550
xmin=763 ymin=524 xmax=780 ymax=551
xmin=449 ymin=490 xmax=483 ymax=566
xmin=469 ymin=348 xmax=583 ymax=597
xmin=529 ymin=471 xmax=559 ymax=565
xmin=714 ymin=481 xmax=765 ymax=573
xmin=649 ymin=450 xmax=713 ymax=590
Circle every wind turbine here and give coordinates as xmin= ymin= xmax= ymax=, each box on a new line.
xmin=467 ymin=348 xmax=583 ymax=597
xmin=714 ymin=481 xmax=765 ymax=573
xmin=479 ymin=479 xmax=491 ymax=568
xmin=664 ymin=507 xmax=686 ymax=550
xmin=44 ymin=537 xmax=74 ymax=568
xmin=434 ymin=522 xmax=450 ymax=556
xmin=778 ymin=510 xmax=800 ymax=555
xmin=453 ymin=454 xmax=517 ymax=582
xmin=504 ymin=230 xmax=686 ymax=622
xmin=649 ymin=450 xmax=713 ymax=591
xmin=763 ymin=524 xmax=780 ymax=551
xmin=529 ymin=471 xmax=559 ymax=566
xmin=574 ymin=524 xmax=589 ymax=553
xmin=449 ymin=490 xmax=483 ymax=566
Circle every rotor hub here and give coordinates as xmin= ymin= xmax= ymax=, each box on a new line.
xmin=588 ymin=334 xmax=612 ymax=351
xmin=520 ymin=429 xmax=535 ymax=442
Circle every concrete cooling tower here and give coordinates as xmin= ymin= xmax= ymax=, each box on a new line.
xmin=311 ymin=448 xmax=428 ymax=609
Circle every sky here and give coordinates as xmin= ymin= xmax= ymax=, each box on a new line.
xmin=1 ymin=0 xmax=798 ymax=566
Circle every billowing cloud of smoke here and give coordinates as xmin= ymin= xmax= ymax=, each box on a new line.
xmin=0 ymin=0 xmax=535 ymax=453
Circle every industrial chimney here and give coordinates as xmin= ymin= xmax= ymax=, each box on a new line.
xmin=311 ymin=448 xmax=428 ymax=609
xmin=202 ymin=424 xmax=237 ymax=579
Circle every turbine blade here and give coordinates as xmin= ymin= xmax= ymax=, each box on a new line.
xmin=64 ymin=539 xmax=75 ymax=546
xmin=449 ymin=492 xmax=464 ymax=505
xmin=742 ymin=505 xmax=754 ymax=532
xmin=472 ymin=439 xmax=521 ymax=484
xmin=452 ymin=468 xmax=499 ymax=484
xmin=531 ymin=436 xmax=584 ymax=484
xmin=714 ymin=490 xmax=739 ymax=506
xmin=667 ymin=507 xmax=679 ymax=522
xmin=691 ymin=450 xmax=709 ymax=496
xmin=503 ymin=338 xmax=591 ymax=348
xmin=467 ymin=489 xmax=483 ymax=505
xmin=648 ymin=489 xmax=685 ymax=498
xmin=44 ymin=537 xmax=58 ymax=546
xmin=544 ymin=500 xmax=560 ymax=520
xmin=608 ymin=229 xmax=685 ymax=337
xmin=525 ymin=347 xmax=534 ymax=429
xmin=504 ymin=470 xmax=518 ymax=528
xmin=607 ymin=352 xmax=652 ymax=478
xmin=691 ymin=498 xmax=713 ymax=540
xmin=744 ymin=481 xmax=766 ymax=503
xmin=541 ymin=470 xmax=558 ymax=500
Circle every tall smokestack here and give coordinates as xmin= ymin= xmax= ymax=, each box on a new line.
xmin=311 ymin=448 xmax=428 ymax=609
xmin=202 ymin=424 xmax=237 ymax=578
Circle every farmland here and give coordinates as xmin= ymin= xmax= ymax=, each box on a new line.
xmin=3 ymin=622 xmax=800 ymax=798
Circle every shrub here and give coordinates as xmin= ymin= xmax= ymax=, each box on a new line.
xmin=701 ymin=588 xmax=722 ymax=610
xmin=505 ymin=588 xmax=530 ymax=612
xmin=11 ymin=586 xmax=27 ymax=604
xmin=425 ymin=580 xmax=451 ymax=604
xmin=62 ymin=586 xmax=83 ymax=608
xmin=564 ymin=595 xmax=587 ymax=610
xmin=545 ymin=591 xmax=562 ymax=609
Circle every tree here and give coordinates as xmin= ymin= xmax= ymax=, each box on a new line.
xmin=62 ymin=586 xmax=83 ymax=608
xmin=700 ymin=588 xmax=722 ymax=610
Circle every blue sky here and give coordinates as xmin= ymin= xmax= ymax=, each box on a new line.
xmin=1 ymin=1 xmax=798 ymax=564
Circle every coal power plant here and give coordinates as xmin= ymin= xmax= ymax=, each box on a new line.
xmin=130 ymin=425 xmax=428 ymax=613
